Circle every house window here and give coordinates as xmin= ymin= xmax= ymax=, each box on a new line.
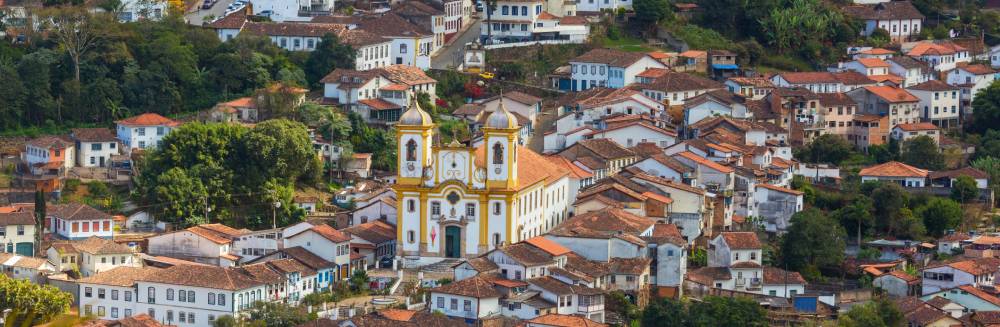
xmin=16 ymin=226 xmax=23 ymax=236
xmin=400 ymin=43 xmax=408 ymax=54
xmin=137 ymin=128 xmax=145 ymax=136
xmin=438 ymin=296 xmax=445 ymax=308
xmin=111 ymin=307 xmax=119 ymax=318
xmin=179 ymin=289 xmax=186 ymax=302
xmin=85 ymin=287 xmax=93 ymax=297
xmin=464 ymin=300 xmax=472 ymax=311
xmin=218 ymin=294 xmax=226 ymax=306
xmin=209 ymin=293 xmax=216 ymax=305
xmin=125 ymin=291 xmax=132 ymax=302
xmin=98 ymin=289 xmax=106 ymax=299
xmin=451 ymin=298 xmax=458 ymax=310
xmin=167 ymin=288 xmax=174 ymax=301
xmin=148 ymin=287 xmax=156 ymax=303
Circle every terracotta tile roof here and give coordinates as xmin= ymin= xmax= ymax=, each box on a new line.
xmin=642 ymin=191 xmax=673 ymax=204
xmin=589 ymin=121 xmax=677 ymax=138
xmin=727 ymin=77 xmax=774 ymax=88
xmin=26 ymin=136 xmax=72 ymax=149
xmin=756 ymin=183 xmax=804 ymax=195
xmin=907 ymin=80 xmax=956 ymax=92
xmin=869 ymin=74 xmax=904 ymax=85
xmin=925 ymin=296 xmax=957 ymax=310
xmin=777 ymin=72 xmax=840 ymax=84
xmin=49 ymin=203 xmax=112 ymax=221
xmin=763 ymin=267 xmax=807 ymax=285
xmin=344 ymin=220 xmax=396 ymax=244
xmin=572 ymin=48 xmax=652 ymax=67
xmin=929 ymin=167 xmax=989 ymax=180
xmin=686 ymin=267 xmax=731 ymax=285
xmin=536 ymin=11 xmax=559 ymax=19
xmin=880 ymin=270 xmax=920 ymax=284
xmin=528 ymin=314 xmax=608 ymax=327
xmin=730 ymin=261 xmax=762 ymax=268
xmin=207 ymin=9 xmax=248 ymax=29
xmin=431 ymin=275 xmax=501 ymax=298
xmin=864 ymin=85 xmax=919 ymax=103
xmin=473 ymin=145 xmax=569 ymax=191
xmin=186 ymin=223 xmax=247 ymax=244
xmin=679 ymin=50 xmax=706 ymax=58
xmin=895 ymin=122 xmax=938 ymax=131
xmin=290 ymin=224 xmax=351 ymax=243
xmin=861 ymin=48 xmax=895 ymax=55
xmin=621 ymin=167 xmax=704 ymax=195
xmin=834 ymin=71 xmax=877 ymax=86
xmin=0 ymin=211 xmax=34 ymax=226
xmin=559 ymin=15 xmax=587 ymax=25
xmin=636 ymin=68 xmax=671 ymax=78
xmin=378 ymin=64 xmax=436 ymax=86
xmin=265 ymin=258 xmax=317 ymax=276
xmin=609 ymin=257 xmax=651 ymax=275
xmin=528 ymin=275 xmax=604 ymax=295
xmin=116 ymin=113 xmax=179 ymax=127
xmin=358 ymin=13 xmax=431 ymax=38
xmin=843 ymin=1 xmax=924 ymax=20
xmin=888 ymin=56 xmax=930 ymax=71
xmin=54 ymin=236 xmax=132 ymax=255
xmin=857 ymin=58 xmax=890 ymax=68
xmin=646 ymin=223 xmax=685 ymax=246
xmin=545 ymin=155 xmax=594 ymax=179
xmin=958 ymin=285 xmax=1000 ymax=307
xmin=858 ymin=161 xmax=929 ymax=178
xmin=71 ymin=128 xmax=117 ymax=142
xmin=905 ymin=305 xmax=951 ymax=326
xmin=934 ymin=257 xmax=1000 ymax=275
xmin=242 ymin=21 xmax=346 ymax=37
xmin=938 ymin=233 xmax=971 ymax=242
xmin=79 ymin=266 xmax=162 ymax=287
xmin=337 ymin=29 xmax=390 ymax=47
xmin=675 ymin=151 xmax=734 ymax=173
xmin=454 ymin=257 xmax=499 ymax=272
xmin=959 ymin=64 xmax=997 ymax=75
xmin=358 ymin=98 xmax=402 ymax=111
xmin=499 ymin=242 xmax=555 ymax=266
xmin=632 ymin=71 xmax=724 ymax=92
xmin=319 ymin=68 xmax=379 ymax=86
xmin=629 ymin=142 xmax=663 ymax=159
xmin=271 ymin=246 xmax=335 ymax=269
xmin=720 ymin=232 xmax=761 ymax=250
xmin=815 ymin=92 xmax=857 ymax=107
xmin=525 ymin=236 xmax=571 ymax=256
xmin=907 ymin=41 xmax=967 ymax=56
xmin=344 ymin=309 xmax=466 ymax=327
xmin=141 ymin=264 xmax=266 ymax=290
xmin=563 ymin=253 xmax=611 ymax=279
xmin=549 ymin=208 xmax=654 ymax=245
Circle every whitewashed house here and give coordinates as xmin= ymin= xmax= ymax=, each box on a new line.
xmin=49 ymin=203 xmax=115 ymax=240
xmin=46 ymin=236 xmax=139 ymax=277
xmin=146 ymin=224 xmax=248 ymax=267
xmin=22 ymin=136 xmax=74 ymax=176
xmin=569 ymin=49 xmax=667 ymax=91
xmin=907 ymin=80 xmax=960 ymax=129
xmin=921 ymin=285 xmax=1000 ymax=313
xmin=752 ymin=184 xmax=803 ymax=233
xmin=888 ymin=56 xmax=933 ymax=87
xmin=0 ymin=210 xmax=36 ymax=256
xmin=906 ymin=41 xmax=970 ymax=72
xmin=283 ymin=224 xmax=352 ymax=279
xmin=71 ymin=128 xmax=120 ymax=168
xmin=921 ymin=258 xmax=999 ymax=295
xmin=116 ymin=113 xmax=179 ymax=152
xmin=843 ymin=1 xmax=923 ymax=43
xmin=0 ymin=253 xmax=55 ymax=284
xmin=946 ymin=64 xmax=998 ymax=105
xmin=873 ymin=270 xmax=921 ymax=297
xmin=858 ymin=161 xmax=929 ymax=188
xmin=428 ymin=276 xmax=502 ymax=319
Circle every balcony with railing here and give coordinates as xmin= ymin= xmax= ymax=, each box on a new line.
xmin=577 ymin=295 xmax=604 ymax=313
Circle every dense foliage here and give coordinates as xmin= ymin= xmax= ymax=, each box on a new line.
xmin=0 ymin=274 xmax=73 ymax=325
xmin=640 ymin=296 xmax=768 ymax=327
xmin=779 ymin=209 xmax=846 ymax=276
xmin=137 ymin=120 xmax=319 ymax=228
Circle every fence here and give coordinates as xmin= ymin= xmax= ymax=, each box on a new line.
xmin=483 ymin=39 xmax=583 ymax=49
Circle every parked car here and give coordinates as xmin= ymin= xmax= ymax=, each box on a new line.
xmin=202 ymin=0 xmax=213 ymax=9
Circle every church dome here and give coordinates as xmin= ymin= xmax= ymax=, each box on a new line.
xmin=398 ymin=99 xmax=433 ymax=126
xmin=485 ymin=97 xmax=519 ymax=129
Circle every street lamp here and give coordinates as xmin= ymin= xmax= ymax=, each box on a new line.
xmin=272 ymin=201 xmax=281 ymax=229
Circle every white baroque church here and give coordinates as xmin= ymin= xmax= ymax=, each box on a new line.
xmin=394 ymin=97 xmax=571 ymax=265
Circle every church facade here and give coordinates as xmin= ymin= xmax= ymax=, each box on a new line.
xmin=394 ymin=98 xmax=570 ymax=263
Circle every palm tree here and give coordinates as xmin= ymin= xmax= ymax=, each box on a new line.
xmin=349 ymin=269 xmax=369 ymax=292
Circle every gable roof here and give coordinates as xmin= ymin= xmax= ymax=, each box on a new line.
xmin=762 ymin=267 xmax=807 ymax=285
xmin=344 ymin=220 xmax=396 ymax=244
xmin=78 ymin=266 xmax=163 ymax=287
xmin=525 ymin=236 xmax=571 ymax=256
xmin=71 ymin=128 xmax=117 ymax=142
xmin=49 ymin=203 xmax=112 ymax=221
xmin=857 ymin=58 xmax=890 ymax=68
xmin=756 ymin=183 xmax=804 ymax=195
xmin=907 ymin=41 xmax=967 ymax=57
xmin=140 ymin=264 xmax=266 ymax=290
xmin=498 ymin=242 xmax=556 ymax=266
xmin=843 ymin=1 xmax=924 ymax=20
xmin=186 ymin=224 xmax=248 ymax=244
xmin=545 ymin=156 xmax=594 ymax=179
xmin=116 ymin=113 xmax=179 ymax=127
xmin=632 ymin=71 xmax=725 ymax=92
xmin=928 ymin=167 xmax=989 ymax=180
xmin=858 ymin=161 xmax=929 ymax=178
xmin=907 ymin=80 xmax=956 ymax=92
xmin=528 ymin=314 xmax=607 ymax=327
xmin=548 ymin=208 xmax=654 ymax=245
xmin=53 ymin=236 xmax=132 ymax=255
xmin=0 ymin=211 xmax=34 ymax=226
xmin=675 ymin=151 xmax=734 ymax=173
xmin=864 ymin=86 xmax=919 ymax=103
xmin=26 ymin=136 xmax=72 ymax=149
xmin=720 ymin=232 xmax=761 ymax=250
xmin=431 ymin=275 xmax=502 ymax=298
xmin=572 ymin=48 xmax=652 ymax=67
xmin=894 ymin=122 xmax=939 ymax=131
xmin=289 ymin=224 xmax=352 ymax=243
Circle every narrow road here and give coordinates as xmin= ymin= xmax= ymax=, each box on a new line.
xmin=432 ymin=19 xmax=482 ymax=70
xmin=185 ymin=0 xmax=237 ymax=26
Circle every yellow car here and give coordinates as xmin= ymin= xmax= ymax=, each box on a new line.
xmin=479 ymin=72 xmax=495 ymax=79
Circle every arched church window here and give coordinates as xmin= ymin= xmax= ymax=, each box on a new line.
xmin=405 ymin=139 xmax=417 ymax=161
xmin=492 ymin=143 xmax=504 ymax=164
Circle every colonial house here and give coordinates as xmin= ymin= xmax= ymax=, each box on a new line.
xmin=843 ymin=1 xmax=924 ymax=43
xmin=921 ymin=258 xmax=1000 ymax=295
xmin=146 ymin=224 xmax=248 ymax=267
xmin=692 ymin=232 xmax=805 ymax=297
xmin=888 ymin=56 xmax=933 ymax=87
xmin=22 ymin=136 xmax=74 ymax=177
xmin=569 ymin=49 xmax=667 ymax=91
xmin=906 ymin=80 xmax=961 ymax=129
xmin=891 ymin=122 xmax=940 ymax=145
xmin=392 ymin=1 xmax=447 ymax=51
xmin=0 ymin=207 xmax=36 ymax=256
xmin=320 ymin=65 xmax=437 ymax=121
xmin=115 ymin=113 xmax=179 ymax=152
xmin=725 ymin=77 xmax=775 ymax=100
xmin=248 ymin=0 xmax=334 ymax=22
xmin=946 ymin=64 xmax=998 ymax=107
xmin=482 ymin=4 xmax=589 ymax=44
xmin=847 ymin=85 xmax=921 ymax=127
xmin=630 ymin=69 xmax=726 ymax=106
xmin=555 ymin=139 xmax=637 ymax=183
xmin=544 ymin=87 xmax=663 ymax=153
xmin=770 ymin=71 xmax=875 ymax=93
xmin=46 ymin=236 xmax=138 ymax=277
xmin=843 ymin=58 xmax=892 ymax=77
xmin=682 ymin=90 xmax=752 ymax=128
xmin=48 ymin=203 xmax=115 ymax=240
xmin=358 ymin=13 xmax=435 ymax=69
xmin=527 ymin=314 xmax=607 ymax=327
xmin=428 ymin=276 xmax=502 ymax=319
xmin=71 ymin=128 xmax=120 ymax=168
xmin=526 ymin=276 xmax=606 ymax=323
xmin=752 ymin=184 xmax=803 ymax=233
xmin=0 ymin=253 xmax=56 ymax=284
xmin=920 ymin=285 xmax=1000 ymax=313
xmin=343 ymin=220 xmax=396 ymax=269
xmin=858 ymin=161 xmax=929 ymax=187
xmin=246 ymin=246 xmax=337 ymax=291
xmin=584 ymin=118 xmax=677 ymax=149
xmin=283 ymin=223 xmax=352 ymax=279
xmin=928 ymin=167 xmax=990 ymax=189
xmin=906 ymin=40 xmax=970 ymax=72
xmin=873 ymin=270 xmax=921 ymax=297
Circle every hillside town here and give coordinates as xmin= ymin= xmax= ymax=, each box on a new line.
xmin=2 ymin=0 xmax=1000 ymax=326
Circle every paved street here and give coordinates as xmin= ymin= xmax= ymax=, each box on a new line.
xmin=431 ymin=19 xmax=482 ymax=70
xmin=184 ymin=0 xmax=237 ymax=26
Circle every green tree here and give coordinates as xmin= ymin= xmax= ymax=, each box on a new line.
xmin=838 ymin=297 xmax=903 ymax=327
xmin=688 ymin=296 xmax=768 ymax=327
xmin=349 ymin=269 xmax=369 ymax=292
xmin=153 ymin=167 xmax=209 ymax=227
xmin=916 ymin=198 xmax=962 ymax=237
xmin=607 ymin=291 xmax=639 ymax=325
xmin=780 ymin=209 xmax=846 ymax=273
xmin=970 ymin=80 xmax=1000 ymax=134
xmin=632 ymin=0 xmax=672 ymax=31
xmin=0 ymin=274 xmax=73 ymax=325
xmin=871 ymin=182 xmax=909 ymax=234
xmin=796 ymin=134 xmax=855 ymax=165
xmin=951 ymin=175 xmax=980 ymax=203
xmin=977 ymin=130 xmax=1000 ymax=161
xmin=832 ymin=196 xmax=875 ymax=244
xmin=641 ymin=297 xmax=688 ymax=327
xmin=901 ymin=135 xmax=945 ymax=170
xmin=237 ymin=119 xmax=322 ymax=186
xmin=758 ymin=0 xmax=846 ymax=54
xmin=34 ymin=190 xmax=46 ymax=256
xmin=972 ymin=156 xmax=1000 ymax=201
xmin=0 ymin=60 xmax=27 ymax=129
xmin=242 ymin=302 xmax=315 ymax=327
xmin=304 ymin=33 xmax=356 ymax=87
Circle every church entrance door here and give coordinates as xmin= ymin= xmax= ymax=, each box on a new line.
xmin=445 ymin=226 xmax=461 ymax=258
